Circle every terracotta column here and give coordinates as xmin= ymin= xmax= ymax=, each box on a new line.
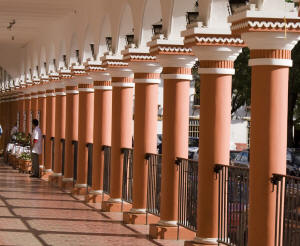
xmin=244 ymin=34 xmax=299 ymax=246
xmin=61 ymin=84 xmax=79 ymax=190
xmin=72 ymin=77 xmax=94 ymax=195
xmin=101 ymin=68 xmax=134 ymax=212
xmin=37 ymin=91 xmax=46 ymax=171
xmin=187 ymin=44 xmax=242 ymax=245
xmin=85 ymin=72 xmax=112 ymax=202
xmin=49 ymin=87 xmax=66 ymax=186
xmin=24 ymin=93 xmax=31 ymax=135
xmin=123 ymin=61 xmax=161 ymax=224
xmin=19 ymin=95 xmax=25 ymax=133
xmin=149 ymin=55 xmax=195 ymax=239
xmin=43 ymin=89 xmax=56 ymax=178
xmin=31 ymin=92 xmax=38 ymax=119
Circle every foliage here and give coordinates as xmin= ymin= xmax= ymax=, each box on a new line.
xmin=19 ymin=152 xmax=31 ymax=161
xmin=231 ymin=47 xmax=251 ymax=115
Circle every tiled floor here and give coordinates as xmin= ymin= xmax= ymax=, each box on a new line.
xmin=0 ymin=159 xmax=184 ymax=246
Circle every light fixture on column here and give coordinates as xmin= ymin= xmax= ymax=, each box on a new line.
xmin=63 ymin=55 xmax=67 ymax=68
xmin=125 ymin=34 xmax=134 ymax=46
xmin=90 ymin=44 xmax=96 ymax=60
xmin=152 ymin=19 xmax=163 ymax=35
xmin=75 ymin=49 xmax=80 ymax=64
xmin=186 ymin=0 xmax=199 ymax=24
xmin=105 ymin=37 xmax=112 ymax=52
xmin=53 ymin=59 xmax=57 ymax=70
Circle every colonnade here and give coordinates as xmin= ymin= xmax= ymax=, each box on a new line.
xmin=0 ymin=15 xmax=299 ymax=246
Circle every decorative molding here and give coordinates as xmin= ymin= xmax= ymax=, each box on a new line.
xmin=94 ymin=85 xmax=113 ymax=90
xmin=112 ymin=82 xmax=134 ymax=88
xmin=198 ymin=68 xmax=235 ymax=75
xmin=249 ymin=58 xmax=293 ymax=67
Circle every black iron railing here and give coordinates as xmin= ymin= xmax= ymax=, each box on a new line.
xmin=121 ymin=148 xmax=133 ymax=204
xmin=87 ymin=143 xmax=93 ymax=188
xmin=176 ymin=157 xmax=198 ymax=232
xmin=272 ymin=173 xmax=300 ymax=246
xmin=42 ymin=135 xmax=46 ymax=162
xmin=102 ymin=145 xmax=111 ymax=195
xmin=145 ymin=153 xmax=162 ymax=216
xmin=214 ymin=164 xmax=249 ymax=246
xmin=72 ymin=140 xmax=78 ymax=184
xmin=61 ymin=139 xmax=65 ymax=175
xmin=50 ymin=137 xmax=55 ymax=170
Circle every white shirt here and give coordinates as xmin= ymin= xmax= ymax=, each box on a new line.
xmin=32 ymin=126 xmax=42 ymax=155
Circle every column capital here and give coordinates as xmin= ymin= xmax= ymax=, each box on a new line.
xmin=93 ymin=81 xmax=112 ymax=90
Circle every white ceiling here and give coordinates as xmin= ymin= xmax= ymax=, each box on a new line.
xmin=0 ymin=0 xmax=76 ymax=47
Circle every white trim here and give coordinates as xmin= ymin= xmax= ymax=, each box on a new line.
xmin=75 ymin=183 xmax=88 ymax=188
xmin=37 ymin=94 xmax=46 ymax=98
xmin=108 ymin=198 xmax=122 ymax=203
xmin=94 ymin=86 xmax=112 ymax=90
xmin=194 ymin=237 xmax=218 ymax=245
xmin=249 ymin=58 xmax=293 ymax=67
xmin=51 ymin=172 xmax=62 ymax=177
xmin=112 ymin=82 xmax=134 ymax=88
xmin=55 ymin=92 xmax=66 ymax=96
xmin=134 ymin=79 xmax=161 ymax=84
xmin=24 ymin=96 xmax=31 ymax=100
xmin=19 ymin=97 xmax=25 ymax=100
xmin=46 ymin=93 xmax=55 ymax=97
xmin=31 ymin=95 xmax=39 ymax=99
xmin=62 ymin=177 xmax=74 ymax=182
xmin=39 ymin=165 xmax=44 ymax=169
xmin=78 ymin=88 xmax=94 ymax=92
xmin=89 ymin=190 xmax=103 ymax=195
xmin=44 ymin=169 xmax=52 ymax=172
xmin=161 ymin=74 xmax=193 ymax=80
xmin=129 ymin=208 xmax=146 ymax=214
xmin=66 ymin=90 xmax=79 ymax=94
xmin=158 ymin=220 xmax=178 ymax=226
xmin=198 ymin=68 xmax=235 ymax=75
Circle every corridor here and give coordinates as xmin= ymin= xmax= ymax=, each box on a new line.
xmin=0 ymin=159 xmax=183 ymax=246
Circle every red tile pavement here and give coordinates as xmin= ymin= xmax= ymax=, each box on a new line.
xmin=0 ymin=159 xmax=184 ymax=246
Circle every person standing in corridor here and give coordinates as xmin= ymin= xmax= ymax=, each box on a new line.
xmin=31 ymin=119 xmax=42 ymax=178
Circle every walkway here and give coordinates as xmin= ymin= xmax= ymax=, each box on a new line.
xmin=0 ymin=159 xmax=184 ymax=246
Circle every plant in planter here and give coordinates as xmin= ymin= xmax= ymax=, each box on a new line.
xmin=20 ymin=153 xmax=32 ymax=173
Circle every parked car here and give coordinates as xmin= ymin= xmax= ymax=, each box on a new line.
xmin=188 ymin=137 xmax=199 ymax=160
xmin=231 ymin=149 xmax=300 ymax=176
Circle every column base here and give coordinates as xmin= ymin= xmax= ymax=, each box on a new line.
xmin=184 ymin=237 xmax=218 ymax=246
xmin=123 ymin=211 xmax=160 ymax=225
xmin=101 ymin=199 xmax=132 ymax=212
xmin=149 ymin=224 xmax=196 ymax=240
xmin=84 ymin=193 xmax=109 ymax=203
xmin=48 ymin=175 xmax=63 ymax=187
xmin=71 ymin=186 xmax=89 ymax=195
xmin=60 ymin=179 xmax=74 ymax=191
xmin=40 ymin=170 xmax=53 ymax=181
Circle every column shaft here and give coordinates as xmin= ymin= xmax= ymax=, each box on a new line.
xmin=110 ymin=78 xmax=133 ymax=200
xmin=64 ymin=86 xmax=79 ymax=181
xmin=76 ymin=84 xmax=94 ymax=187
xmin=38 ymin=92 xmax=46 ymax=166
xmin=53 ymin=88 xmax=66 ymax=174
xmin=132 ymin=73 xmax=159 ymax=210
xmin=25 ymin=95 xmax=31 ymax=135
xmin=45 ymin=90 xmax=56 ymax=172
xmin=91 ymin=81 xmax=112 ymax=192
xmin=249 ymin=64 xmax=288 ymax=246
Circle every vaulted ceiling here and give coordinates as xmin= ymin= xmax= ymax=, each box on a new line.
xmin=0 ymin=0 xmax=77 ymax=47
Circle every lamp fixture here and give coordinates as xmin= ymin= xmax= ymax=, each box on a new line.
xmin=75 ymin=49 xmax=80 ymax=63
xmin=90 ymin=44 xmax=96 ymax=60
xmin=7 ymin=19 xmax=16 ymax=30
xmin=63 ymin=55 xmax=67 ymax=68
xmin=125 ymin=34 xmax=134 ymax=46
xmin=105 ymin=37 xmax=112 ymax=51
xmin=152 ymin=19 xmax=163 ymax=35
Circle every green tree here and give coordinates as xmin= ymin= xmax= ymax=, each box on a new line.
xmin=231 ymin=47 xmax=251 ymax=116
xmin=288 ymin=41 xmax=300 ymax=147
